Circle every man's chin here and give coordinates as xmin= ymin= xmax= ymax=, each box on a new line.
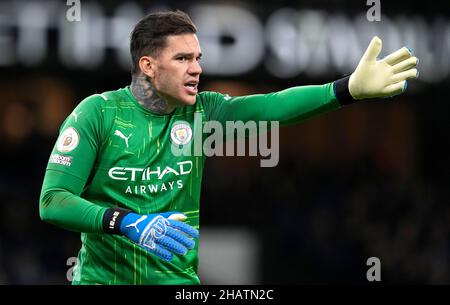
xmin=179 ymin=95 xmax=197 ymax=106
xmin=164 ymin=93 xmax=197 ymax=108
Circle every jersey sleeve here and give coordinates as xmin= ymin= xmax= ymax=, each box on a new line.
xmin=200 ymin=82 xmax=342 ymax=126
xmin=39 ymin=94 xmax=108 ymax=233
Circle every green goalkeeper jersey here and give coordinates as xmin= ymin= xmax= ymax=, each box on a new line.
xmin=40 ymin=82 xmax=346 ymax=285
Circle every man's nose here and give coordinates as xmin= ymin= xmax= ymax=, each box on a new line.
xmin=188 ymin=60 xmax=202 ymax=75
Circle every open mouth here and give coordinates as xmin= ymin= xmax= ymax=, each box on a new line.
xmin=184 ymin=80 xmax=198 ymax=94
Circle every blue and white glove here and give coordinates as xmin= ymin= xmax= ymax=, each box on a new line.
xmin=107 ymin=210 xmax=198 ymax=261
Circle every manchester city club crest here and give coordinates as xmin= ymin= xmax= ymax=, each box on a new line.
xmin=170 ymin=121 xmax=192 ymax=146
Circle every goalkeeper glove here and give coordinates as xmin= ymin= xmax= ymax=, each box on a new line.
xmin=104 ymin=208 xmax=199 ymax=261
xmin=348 ymin=36 xmax=419 ymax=99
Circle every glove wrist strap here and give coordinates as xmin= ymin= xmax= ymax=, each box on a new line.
xmin=103 ymin=207 xmax=132 ymax=234
xmin=334 ymin=76 xmax=356 ymax=105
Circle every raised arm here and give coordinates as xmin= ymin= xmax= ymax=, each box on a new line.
xmin=202 ymin=36 xmax=418 ymax=125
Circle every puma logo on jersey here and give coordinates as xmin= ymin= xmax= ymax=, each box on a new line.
xmin=71 ymin=111 xmax=82 ymax=122
xmin=125 ymin=215 xmax=147 ymax=233
xmin=114 ymin=130 xmax=132 ymax=148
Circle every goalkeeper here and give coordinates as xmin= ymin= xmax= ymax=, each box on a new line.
xmin=39 ymin=10 xmax=418 ymax=285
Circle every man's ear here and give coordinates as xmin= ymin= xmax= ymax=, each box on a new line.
xmin=138 ymin=55 xmax=156 ymax=78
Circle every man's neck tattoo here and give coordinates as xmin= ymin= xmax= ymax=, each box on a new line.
xmin=130 ymin=74 xmax=174 ymax=114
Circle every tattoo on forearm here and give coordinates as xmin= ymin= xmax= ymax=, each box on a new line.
xmin=130 ymin=74 xmax=174 ymax=114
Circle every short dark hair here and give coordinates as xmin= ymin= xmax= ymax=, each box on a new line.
xmin=130 ymin=10 xmax=197 ymax=74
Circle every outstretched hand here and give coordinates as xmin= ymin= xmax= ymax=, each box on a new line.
xmin=349 ymin=36 xmax=419 ymax=100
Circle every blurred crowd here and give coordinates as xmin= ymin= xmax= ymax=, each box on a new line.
xmin=0 ymin=78 xmax=77 ymax=284
xmin=0 ymin=76 xmax=448 ymax=284
xmin=203 ymin=155 xmax=449 ymax=284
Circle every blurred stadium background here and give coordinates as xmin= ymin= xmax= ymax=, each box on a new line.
xmin=0 ymin=0 xmax=449 ymax=284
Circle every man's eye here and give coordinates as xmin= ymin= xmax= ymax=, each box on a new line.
xmin=177 ymin=57 xmax=186 ymax=62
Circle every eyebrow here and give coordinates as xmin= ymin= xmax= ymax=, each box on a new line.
xmin=173 ymin=52 xmax=203 ymax=59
